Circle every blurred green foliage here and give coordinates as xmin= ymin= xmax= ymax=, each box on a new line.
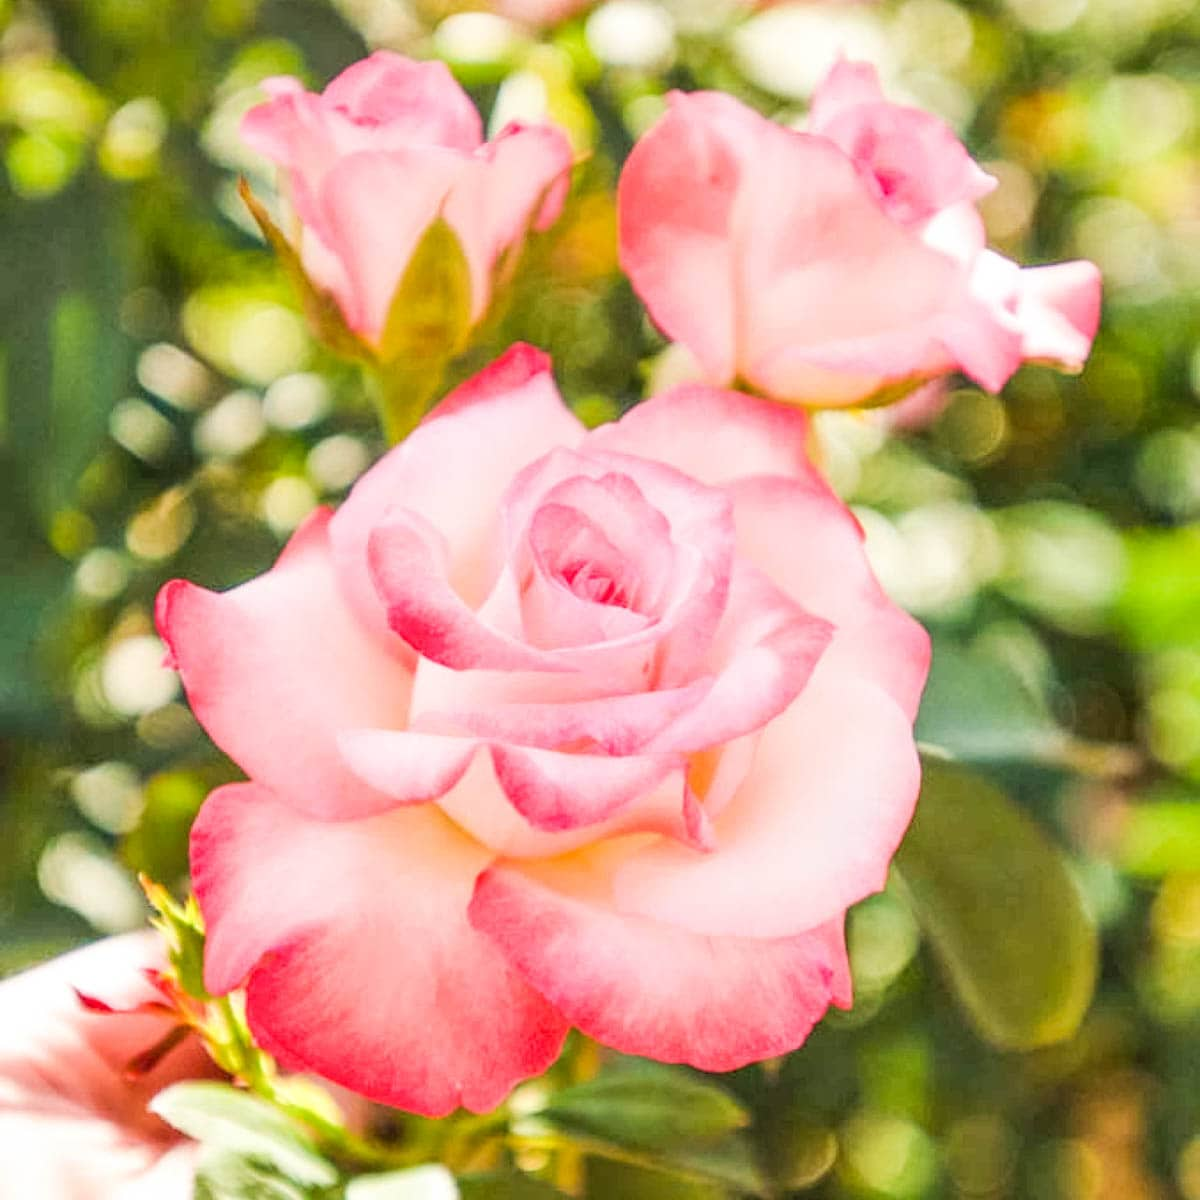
xmin=1 ymin=0 xmax=1199 ymax=1196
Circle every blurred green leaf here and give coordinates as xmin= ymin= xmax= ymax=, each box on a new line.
xmin=1116 ymin=789 xmax=1200 ymax=877
xmin=194 ymin=1148 xmax=319 ymax=1200
xmin=916 ymin=641 xmax=1063 ymax=763
xmin=894 ymin=757 xmax=1098 ymax=1050
xmin=1114 ymin=526 xmax=1200 ymax=651
xmin=538 ymin=1064 xmax=749 ymax=1149
xmin=121 ymin=768 xmax=209 ymax=882
xmin=345 ymin=1165 xmax=457 ymax=1200
xmin=457 ymin=1174 xmax=569 ymax=1200
xmin=150 ymin=1082 xmax=338 ymax=1188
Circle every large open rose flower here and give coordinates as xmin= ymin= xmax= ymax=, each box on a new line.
xmin=0 ymin=934 xmax=216 ymax=1200
xmin=619 ymin=60 xmax=1101 ymax=408
xmin=157 ymin=345 xmax=929 ymax=1116
xmin=241 ymin=52 xmax=572 ymax=345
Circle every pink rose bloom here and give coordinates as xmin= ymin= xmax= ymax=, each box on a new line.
xmin=619 ymin=61 xmax=1101 ymax=408
xmin=241 ymin=52 xmax=573 ymax=344
xmin=0 ymin=934 xmax=216 ymax=1200
xmin=157 ymin=345 xmax=929 ymax=1117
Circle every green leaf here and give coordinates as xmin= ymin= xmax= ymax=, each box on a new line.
xmin=1116 ymin=788 xmax=1200 ymax=877
xmin=894 ymin=757 xmax=1098 ymax=1050
xmin=194 ymin=1148 xmax=317 ymax=1200
xmin=141 ymin=877 xmax=207 ymax=1000
xmin=345 ymin=1166 xmax=457 ymax=1200
xmin=150 ymin=1082 xmax=338 ymax=1188
xmin=538 ymin=1064 xmax=749 ymax=1150
xmin=458 ymin=1174 xmax=570 ymax=1200
xmin=237 ymin=178 xmax=369 ymax=363
xmin=377 ymin=217 xmax=472 ymax=367
xmin=916 ymin=641 xmax=1063 ymax=763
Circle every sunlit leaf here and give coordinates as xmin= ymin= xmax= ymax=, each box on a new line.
xmin=894 ymin=757 xmax=1098 ymax=1049
xmin=150 ymin=1082 xmax=338 ymax=1188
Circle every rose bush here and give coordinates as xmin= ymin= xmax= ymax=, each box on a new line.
xmin=619 ymin=60 xmax=1101 ymax=407
xmin=157 ymin=345 xmax=929 ymax=1117
xmin=0 ymin=934 xmax=216 ymax=1200
xmin=241 ymin=52 xmax=572 ymax=347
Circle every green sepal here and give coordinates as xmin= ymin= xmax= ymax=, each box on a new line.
xmin=141 ymin=874 xmax=208 ymax=1001
xmin=895 ymin=756 xmax=1099 ymax=1050
xmin=238 ymin=177 xmax=371 ymax=364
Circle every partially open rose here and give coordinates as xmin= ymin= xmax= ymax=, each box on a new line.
xmin=158 ymin=345 xmax=929 ymax=1116
xmin=241 ymin=52 xmax=572 ymax=346
xmin=619 ymin=61 xmax=1100 ymax=407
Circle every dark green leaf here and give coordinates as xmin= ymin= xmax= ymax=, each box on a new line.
xmin=457 ymin=1174 xmax=569 ymax=1200
xmin=538 ymin=1064 xmax=749 ymax=1150
xmin=150 ymin=1082 xmax=338 ymax=1188
xmin=895 ymin=757 xmax=1098 ymax=1050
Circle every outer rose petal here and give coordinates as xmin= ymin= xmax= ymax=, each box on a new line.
xmin=807 ymin=61 xmax=995 ymax=225
xmin=585 ymin=383 xmax=813 ymax=487
xmin=312 ymin=147 xmax=467 ymax=337
xmin=191 ymin=784 xmax=568 ymax=1117
xmin=729 ymin=475 xmax=931 ymax=719
xmin=156 ymin=508 xmax=412 ymax=821
xmin=329 ymin=344 xmax=585 ymax=642
xmin=999 ymin=257 xmax=1102 ymax=370
xmin=445 ymin=122 xmax=574 ymax=322
xmin=470 ymin=856 xmax=850 ymax=1070
xmin=612 ymin=671 xmax=922 ymax=940
xmin=0 ymin=934 xmax=215 ymax=1200
xmin=618 ymin=91 xmax=742 ymax=383
xmin=321 ymin=53 xmax=483 ymax=151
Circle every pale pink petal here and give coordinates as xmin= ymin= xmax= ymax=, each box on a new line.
xmin=337 ymin=729 xmax=479 ymax=803
xmin=329 ymin=344 xmax=586 ymax=641
xmin=412 ymin=677 xmax=713 ymax=755
xmin=618 ymin=90 xmax=744 ymax=384
xmin=808 ymin=61 xmax=995 ymax=225
xmin=339 ymin=728 xmax=684 ymax=838
xmin=644 ymin=564 xmax=833 ymax=754
xmin=470 ymin=854 xmax=850 ymax=1070
xmin=611 ymin=671 xmax=921 ymax=940
xmin=735 ymin=125 xmax=1001 ymax=404
xmin=156 ymin=508 xmax=412 ymax=821
xmin=1011 ymin=259 xmax=1102 ymax=370
xmin=191 ymin=784 xmax=568 ymax=1116
xmin=313 ymin=147 xmax=467 ymax=337
xmin=322 ymin=52 xmax=483 ymax=151
xmin=445 ymin=122 xmax=574 ymax=321
xmin=491 ymin=743 xmax=681 ymax=831
xmin=729 ymin=475 xmax=931 ymax=719
xmin=585 ymin=383 xmax=813 ymax=488
xmin=368 ymin=508 xmax=572 ymax=672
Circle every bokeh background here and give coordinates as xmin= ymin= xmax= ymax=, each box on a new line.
xmin=1 ymin=0 xmax=1199 ymax=1196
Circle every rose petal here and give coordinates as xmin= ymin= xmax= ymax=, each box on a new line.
xmin=321 ymin=52 xmax=483 ymax=151
xmin=191 ymin=784 xmax=568 ymax=1116
xmin=729 ymin=475 xmax=931 ymax=719
xmin=445 ymin=122 xmax=574 ymax=321
xmin=470 ymin=854 xmax=849 ymax=1070
xmin=368 ymin=508 xmax=573 ymax=672
xmin=329 ymin=344 xmax=585 ymax=643
xmin=156 ymin=508 xmax=412 ymax=822
xmin=312 ymin=147 xmax=467 ymax=337
xmin=585 ymin=383 xmax=812 ymax=488
xmin=612 ymin=671 xmax=921 ymax=939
